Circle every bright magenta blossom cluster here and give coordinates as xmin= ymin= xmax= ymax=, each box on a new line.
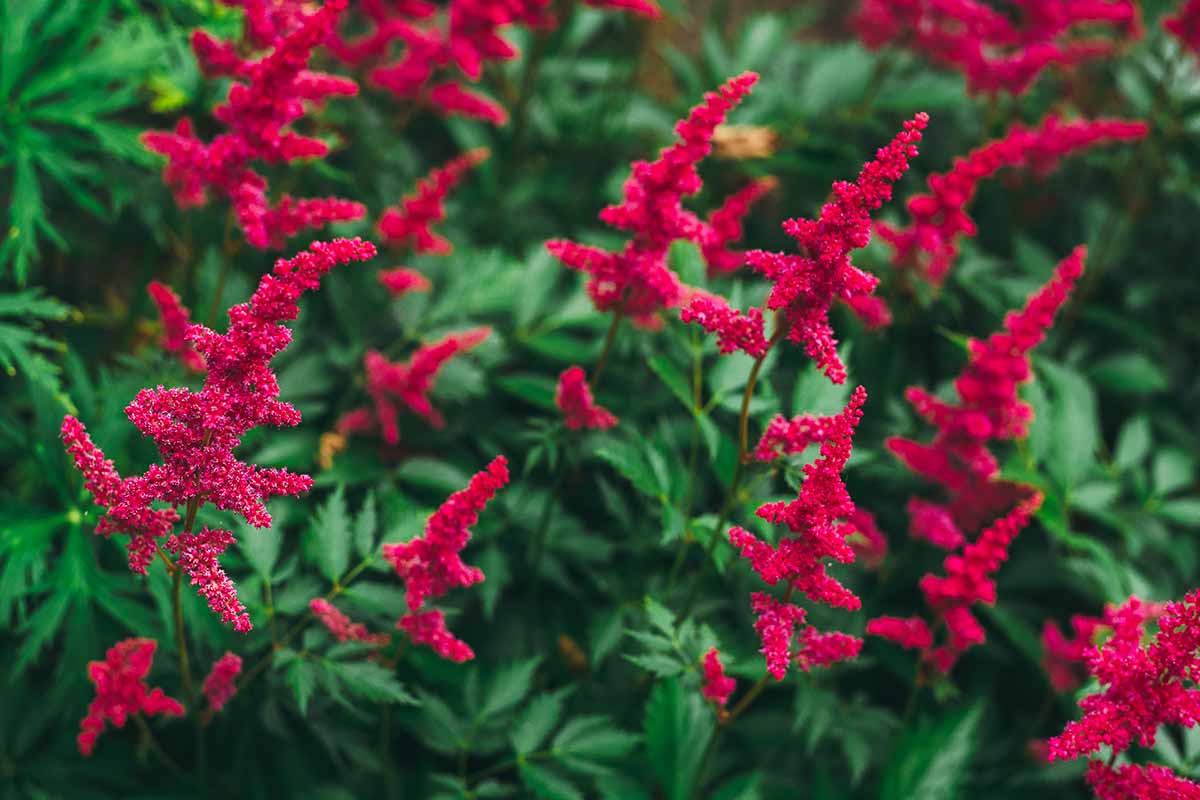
xmin=1049 ymin=591 xmax=1200 ymax=797
xmin=701 ymin=176 xmax=778 ymax=276
xmin=547 ymin=72 xmax=761 ymax=328
xmin=143 ymin=0 xmax=365 ymax=249
xmin=1166 ymin=0 xmax=1200 ymax=53
xmin=877 ymin=116 xmax=1147 ymax=286
xmin=869 ymin=248 xmax=1085 ymax=672
xmin=339 ymin=327 xmax=492 ymax=445
xmin=854 ymin=0 xmax=1141 ymax=96
xmin=148 ymin=282 xmax=205 ymax=372
xmin=1042 ymin=613 xmax=1107 ymax=693
xmin=701 ymin=648 xmax=736 ymax=707
xmin=378 ymin=148 xmax=489 ymax=255
xmin=378 ymin=266 xmax=433 ymax=298
xmin=686 ymin=113 xmax=927 ymax=383
xmin=311 ymin=598 xmax=392 ymax=646
xmin=328 ymin=0 xmax=659 ymax=126
xmin=382 ymin=456 xmax=509 ymax=661
xmin=555 ymin=366 xmax=618 ymax=430
xmin=63 ymin=238 xmax=378 ymax=631
xmin=729 ymin=386 xmax=868 ymax=680
xmin=202 ymin=652 xmax=243 ymax=713
xmin=78 ymin=639 xmax=183 ymax=756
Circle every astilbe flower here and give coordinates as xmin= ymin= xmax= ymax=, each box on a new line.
xmin=907 ymin=497 xmax=965 ymax=550
xmin=877 ymin=115 xmax=1147 ymax=286
xmin=1042 ymin=613 xmax=1107 ymax=693
xmin=556 ymin=366 xmax=618 ymax=430
xmin=382 ymin=455 xmax=509 ymax=661
xmin=148 ymin=282 xmax=205 ymax=372
xmin=728 ymin=387 xmax=868 ymax=681
xmin=338 ymin=327 xmax=492 ymax=445
xmin=548 ymin=72 xmax=760 ymax=329
xmin=377 ymin=148 xmax=489 ymax=255
xmin=1165 ymin=0 xmax=1200 ymax=54
xmin=1048 ymin=591 xmax=1200 ymax=798
xmin=378 ymin=266 xmax=432 ymax=297
xmin=328 ymin=0 xmax=658 ymax=125
xmin=701 ymin=648 xmax=737 ymax=707
xmin=846 ymin=507 xmax=888 ymax=570
xmin=78 ymin=639 xmax=184 ymax=756
xmin=311 ymin=598 xmax=392 ymax=646
xmin=63 ymin=238 xmax=377 ymax=631
xmin=142 ymin=0 xmax=365 ymax=249
xmin=686 ymin=114 xmax=927 ymax=381
xmin=202 ymin=652 xmax=243 ymax=713
xmin=854 ymin=0 xmax=1141 ymax=96
xmin=701 ymin=176 xmax=778 ymax=275
xmin=680 ymin=290 xmax=769 ymax=358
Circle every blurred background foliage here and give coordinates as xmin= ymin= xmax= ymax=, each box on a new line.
xmin=2 ymin=0 xmax=1199 ymax=797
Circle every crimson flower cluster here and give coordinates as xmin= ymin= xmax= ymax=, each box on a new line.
xmin=311 ymin=598 xmax=392 ymax=646
xmin=1165 ymin=0 xmax=1200 ymax=54
xmin=854 ymin=0 xmax=1141 ymax=96
xmin=1049 ymin=591 xmax=1200 ymax=798
xmin=143 ymin=0 xmax=365 ymax=249
xmin=555 ymin=366 xmax=618 ymax=430
xmin=685 ymin=113 xmax=927 ymax=383
xmin=701 ymin=648 xmax=736 ymax=708
xmin=728 ymin=387 xmax=868 ymax=681
xmin=63 ymin=238 xmax=378 ymax=632
xmin=148 ymin=282 xmax=205 ymax=372
xmin=877 ymin=115 xmax=1147 ymax=286
xmin=382 ymin=456 xmax=510 ymax=661
xmin=1042 ymin=613 xmax=1107 ymax=693
xmin=378 ymin=148 xmax=489 ymax=256
xmin=338 ymin=327 xmax=492 ymax=445
xmin=867 ymin=248 xmax=1086 ymax=672
xmin=327 ymin=0 xmax=659 ymax=126
xmin=78 ymin=639 xmax=183 ymax=756
xmin=201 ymin=652 xmax=243 ymax=713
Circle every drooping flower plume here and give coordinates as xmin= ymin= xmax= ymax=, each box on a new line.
xmin=1042 ymin=613 xmax=1106 ymax=693
xmin=701 ymin=648 xmax=737 ymax=707
xmin=78 ymin=639 xmax=184 ymax=756
xmin=700 ymin=176 xmax=777 ymax=275
xmin=63 ymin=238 xmax=377 ymax=631
xmin=143 ymin=0 xmax=365 ymax=248
xmin=147 ymin=282 xmax=205 ymax=372
xmin=377 ymin=148 xmax=489 ymax=255
xmin=877 ymin=116 xmax=1147 ymax=286
xmin=378 ymin=266 xmax=433 ymax=297
xmin=201 ymin=652 xmax=243 ymax=713
xmin=311 ymin=598 xmax=392 ymax=646
xmin=729 ymin=386 xmax=868 ymax=680
xmin=556 ymin=366 xmax=618 ymax=430
xmin=382 ymin=455 xmax=509 ymax=661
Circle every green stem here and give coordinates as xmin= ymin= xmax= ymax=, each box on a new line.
xmin=589 ymin=311 xmax=622 ymax=388
xmin=173 ymin=567 xmax=194 ymax=708
xmin=203 ymin=211 xmax=238 ymax=329
xmin=134 ymin=713 xmax=184 ymax=776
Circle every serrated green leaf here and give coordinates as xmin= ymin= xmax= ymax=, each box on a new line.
xmin=354 ymin=492 xmax=378 ymax=559
xmin=881 ymin=705 xmax=982 ymax=800
xmin=511 ymin=688 xmax=571 ymax=755
xmin=1114 ymin=415 xmax=1152 ymax=470
xmin=479 ymin=657 xmax=541 ymax=721
xmin=552 ymin=715 xmax=639 ymax=762
xmin=331 ymin=660 xmax=418 ymax=705
xmin=519 ymin=763 xmax=583 ymax=800
xmin=644 ymin=677 xmax=713 ymax=800
xmin=287 ymin=658 xmax=317 ymax=716
xmin=312 ymin=486 xmax=351 ymax=583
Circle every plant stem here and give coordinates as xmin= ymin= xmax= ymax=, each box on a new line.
xmin=204 ymin=211 xmax=238 ymax=329
xmin=667 ymin=331 xmax=705 ymax=589
xmin=529 ymin=464 xmax=566 ymax=575
xmin=589 ymin=310 xmax=622 ymax=388
xmin=134 ymin=714 xmax=184 ymax=776
xmin=173 ymin=568 xmax=194 ymax=707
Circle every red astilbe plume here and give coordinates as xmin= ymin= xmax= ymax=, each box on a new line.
xmin=338 ymin=327 xmax=492 ymax=445
xmin=853 ymin=0 xmax=1141 ymax=97
xmin=701 ymin=648 xmax=737 ymax=707
xmin=311 ymin=598 xmax=392 ymax=646
xmin=548 ymin=73 xmax=759 ymax=329
xmin=63 ymin=238 xmax=377 ymax=631
xmin=143 ymin=0 xmax=365 ymax=249
xmin=583 ymin=0 xmax=661 ymax=16
xmin=148 ymin=282 xmax=205 ymax=372
xmin=378 ymin=266 xmax=432 ymax=297
xmin=1166 ymin=0 xmax=1200 ymax=54
xmin=1048 ymin=591 xmax=1200 ymax=798
xmin=680 ymin=290 xmax=769 ymax=359
xmin=556 ymin=366 xmax=618 ymax=430
xmin=687 ymin=114 xmax=927 ymax=382
xmin=878 ymin=115 xmax=1147 ymax=285
xmin=701 ymin=176 xmax=777 ymax=275
xmin=728 ymin=387 xmax=868 ymax=681
xmin=1042 ymin=613 xmax=1107 ymax=693
xmin=864 ymin=616 xmax=933 ymax=650
xmin=77 ymin=639 xmax=184 ymax=756
xmin=202 ymin=652 xmax=243 ymax=713
xmin=378 ymin=148 xmax=489 ymax=255
xmin=382 ymin=455 xmax=509 ymax=661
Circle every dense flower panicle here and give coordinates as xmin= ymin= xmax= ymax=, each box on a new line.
xmin=865 ymin=616 xmax=933 ymax=650
xmin=310 ymin=598 xmax=392 ymax=646
xmin=377 ymin=149 xmax=489 ymax=254
xmin=143 ymin=0 xmax=365 ymax=248
xmin=383 ymin=456 xmax=509 ymax=660
xmin=701 ymin=648 xmax=737 ymax=707
xmin=854 ymin=0 xmax=1141 ymax=96
xmin=78 ymin=639 xmax=184 ymax=756
xmin=843 ymin=294 xmax=893 ymax=330
xmin=378 ymin=266 xmax=433 ymax=297
xmin=1165 ymin=0 xmax=1200 ymax=53
xmin=583 ymin=0 xmax=661 ymax=16
xmin=63 ymin=239 xmax=376 ymax=629
xmin=147 ymin=282 xmax=205 ymax=372
xmin=1042 ymin=614 xmax=1106 ymax=692
xmin=746 ymin=113 xmax=927 ymax=382
xmin=202 ymin=652 xmax=243 ymax=713
xmin=1049 ymin=591 xmax=1200 ymax=797
xmin=340 ymin=327 xmax=491 ymax=444
xmin=846 ymin=507 xmax=888 ymax=570
xmin=753 ymin=401 xmax=868 ymax=462
xmin=878 ymin=117 xmax=1146 ymax=284
xmin=556 ymin=366 xmax=618 ymax=430
xmin=680 ymin=292 xmax=768 ymax=358
xmin=701 ymin=176 xmax=777 ymax=274
xmin=731 ymin=387 xmax=868 ymax=680
xmin=168 ymin=528 xmax=252 ymax=633
xmin=547 ymin=73 xmax=759 ymax=327
xmin=907 ymin=498 xmax=964 ymax=550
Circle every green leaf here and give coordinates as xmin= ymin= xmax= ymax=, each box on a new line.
xmin=595 ymin=441 xmax=662 ymax=497
xmin=1039 ymin=362 xmax=1099 ymax=489
xmin=1153 ymin=449 xmax=1194 ymax=496
xmin=331 ymin=660 xmax=418 ymax=705
xmin=1090 ymin=352 xmax=1169 ymax=395
xmin=644 ymin=677 xmax=714 ymax=800
xmin=624 ymin=653 xmax=685 ymax=677
xmin=881 ymin=704 xmax=982 ymax=800
xmin=495 ymin=373 xmax=558 ymax=410
xmin=1114 ymin=415 xmax=1152 ymax=470
xmin=519 ymin=763 xmax=584 ymax=800
xmin=644 ymin=596 xmax=676 ymax=636
xmin=353 ymin=492 xmax=378 ymax=559
xmin=238 ymin=520 xmax=282 ymax=581
xmin=669 ymin=240 xmax=706 ymax=288
xmin=1161 ymin=499 xmax=1200 ymax=525
xmin=511 ymin=688 xmax=571 ymax=755
xmin=648 ymin=354 xmax=694 ymax=411
xmin=286 ymin=658 xmax=317 ymax=716
xmin=552 ymin=715 xmax=640 ymax=762
xmin=479 ymin=657 xmax=541 ymax=721
xmin=312 ymin=486 xmax=351 ymax=583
